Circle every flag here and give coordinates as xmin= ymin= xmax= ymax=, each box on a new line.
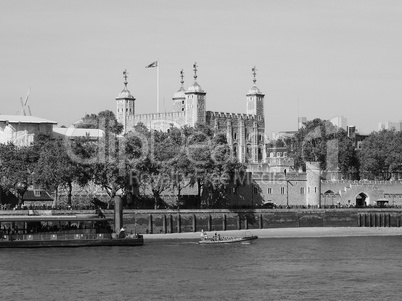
xmin=145 ymin=61 xmax=158 ymax=68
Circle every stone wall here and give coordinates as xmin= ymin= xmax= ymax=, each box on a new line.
xmin=2 ymin=209 xmax=402 ymax=234
xmin=101 ymin=208 xmax=402 ymax=233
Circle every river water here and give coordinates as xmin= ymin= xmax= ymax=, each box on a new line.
xmin=1 ymin=236 xmax=402 ymax=300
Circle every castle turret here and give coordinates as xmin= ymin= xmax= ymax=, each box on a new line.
xmin=246 ymin=66 xmax=265 ymax=119
xmin=172 ymin=69 xmax=186 ymax=112
xmin=116 ymin=69 xmax=135 ymax=134
xmin=247 ymin=67 xmax=265 ymax=163
xmin=185 ymin=62 xmax=206 ymax=127
xmin=306 ymin=162 xmax=321 ymax=207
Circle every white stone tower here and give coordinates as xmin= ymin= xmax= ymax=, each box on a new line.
xmin=246 ymin=66 xmax=265 ymax=163
xmin=172 ymin=69 xmax=186 ymax=112
xmin=246 ymin=66 xmax=265 ymax=117
xmin=184 ymin=62 xmax=206 ymax=127
xmin=116 ymin=69 xmax=135 ymax=134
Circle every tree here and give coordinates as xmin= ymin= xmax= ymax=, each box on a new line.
xmin=75 ymin=111 xmax=131 ymax=207
xmin=76 ymin=110 xmax=123 ymax=135
xmin=33 ymin=137 xmax=93 ymax=207
xmin=359 ymin=129 xmax=399 ymax=180
xmin=0 ymin=143 xmax=38 ymax=208
xmin=133 ymin=129 xmax=181 ymax=209
xmin=182 ymin=123 xmax=216 ymax=198
xmin=90 ymin=134 xmax=127 ymax=207
xmin=202 ymin=133 xmax=246 ymax=208
xmin=288 ymin=118 xmax=359 ymax=178
xmin=182 ymin=124 xmax=247 ymax=208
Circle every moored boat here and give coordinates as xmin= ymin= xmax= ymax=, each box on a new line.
xmin=0 ymin=214 xmax=143 ymax=248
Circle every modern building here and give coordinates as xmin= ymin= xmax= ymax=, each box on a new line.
xmin=52 ymin=127 xmax=105 ymax=141
xmin=0 ymin=115 xmax=57 ymax=146
xmin=378 ymin=121 xmax=402 ymax=131
xmin=298 ymin=116 xmax=307 ymax=129
xmin=329 ymin=115 xmax=348 ymax=130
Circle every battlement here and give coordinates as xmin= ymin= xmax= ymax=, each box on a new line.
xmin=129 ymin=111 xmax=186 ymax=120
xmin=322 ymin=180 xmax=402 ymax=186
xmin=207 ymin=111 xmax=257 ymax=120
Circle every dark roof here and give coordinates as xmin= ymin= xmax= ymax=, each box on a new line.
xmin=23 ymin=190 xmax=53 ymax=202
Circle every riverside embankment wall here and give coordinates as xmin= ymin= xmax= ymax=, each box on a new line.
xmin=104 ymin=209 xmax=402 ymax=234
xmin=2 ymin=209 xmax=402 ymax=234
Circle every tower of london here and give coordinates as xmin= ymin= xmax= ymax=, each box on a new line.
xmin=116 ymin=63 xmax=266 ymax=164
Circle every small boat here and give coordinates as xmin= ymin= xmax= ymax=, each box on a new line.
xmin=198 ymin=231 xmax=258 ymax=244
xmin=0 ymin=214 xmax=143 ymax=248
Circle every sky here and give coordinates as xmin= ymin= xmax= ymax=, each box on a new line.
xmin=1 ymin=0 xmax=401 ymax=135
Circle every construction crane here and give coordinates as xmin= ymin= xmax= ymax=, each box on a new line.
xmin=18 ymin=89 xmax=32 ymax=116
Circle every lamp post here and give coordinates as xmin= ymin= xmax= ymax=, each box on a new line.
xmin=286 ymin=176 xmax=289 ymax=208
xmin=284 ymin=169 xmax=293 ymax=209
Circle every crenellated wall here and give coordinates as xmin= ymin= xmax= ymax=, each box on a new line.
xmin=126 ymin=111 xmax=186 ymax=131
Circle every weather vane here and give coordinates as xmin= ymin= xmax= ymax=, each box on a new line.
xmin=193 ymin=62 xmax=198 ymax=81
xmin=123 ymin=69 xmax=128 ymax=88
xmin=252 ymin=66 xmax=257 ymax=84
xmin=180 ymin=69 xmax=184 ymax=86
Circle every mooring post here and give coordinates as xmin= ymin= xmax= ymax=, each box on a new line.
xmin=177 ymin=214 xmax=181 ymax=233
xmin=149 ymin=214 xmax=153 ymax=234
xmin=259 ymin=213 xmax=263 ymax=229
xmin=163 ymin=214 xmax=167 ymax=233
xmin=222 ymin=214 xmax=226 ymax=231
xmin=113 ymin=195 xmax=123 ymax=233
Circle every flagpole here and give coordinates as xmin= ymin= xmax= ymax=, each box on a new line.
xmin=157 ymin=60 xmax=159 ymax=113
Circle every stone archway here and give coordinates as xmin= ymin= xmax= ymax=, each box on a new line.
xmin=356 ymin=192 xmax=369 ymax=208
xmin=323 ymin=190 xmax=336 ymax=208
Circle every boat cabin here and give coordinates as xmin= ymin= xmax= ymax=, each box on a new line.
xmin=0 ymin=215 xmax=113 ymax=241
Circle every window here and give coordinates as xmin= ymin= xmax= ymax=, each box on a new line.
xmin=300 ymin=187 xmax=305 ymax=194
xmin=34 ymin=190 xmax=41 ymax=197
xmin=232 ymin=187 xmax=236 ymax=194
xmin=280 ymin=187 xmax=285 ymax=194
xmin=314 ymin=187 xmax=317 ymax=193
xmin=267 ymin=188 xmax=272 ymax=194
